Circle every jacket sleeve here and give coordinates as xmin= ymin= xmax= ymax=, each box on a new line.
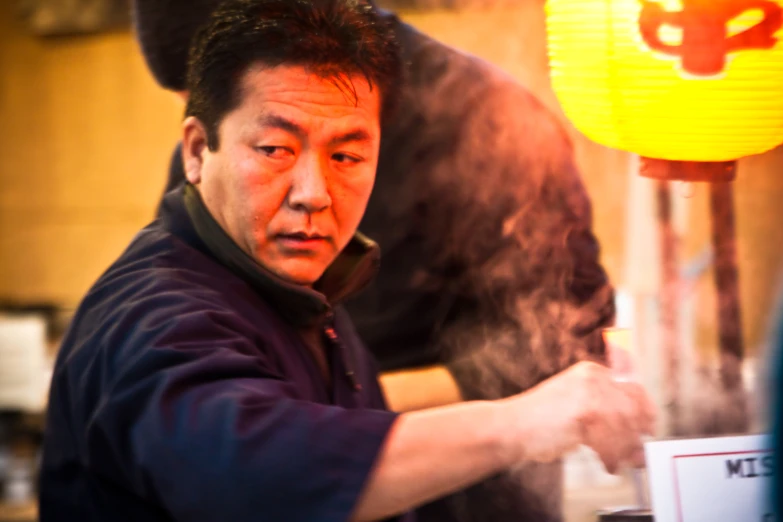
xmin=84 ymin=300 xmax=397 ymax=522
xmin=425 ymin=80 xmax=615 ymax=400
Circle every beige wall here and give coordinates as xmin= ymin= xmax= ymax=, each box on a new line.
xmin=0 ymin=5 xmax=182 ymax=305
xmin=1 ymin=3 xmax=782 ymax=352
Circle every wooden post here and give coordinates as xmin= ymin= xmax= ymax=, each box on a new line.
xmin=655 ymin=180 xmax=683 ymax=435
xmin=709 ymin=179 xmax=748 ymax=433
xmin=640 ymin=158 xmax=747 ymax=435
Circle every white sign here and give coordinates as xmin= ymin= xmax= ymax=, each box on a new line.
xmin=0 ymin=314 xmax=50 ymax=412
xmin=645 ymin=434 xmax=773 ymax=522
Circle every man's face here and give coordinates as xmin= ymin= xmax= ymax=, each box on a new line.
xmin=183 ymin=65 xmax=381 ymax=286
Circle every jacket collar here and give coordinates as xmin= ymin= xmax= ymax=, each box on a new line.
xmin=160 ymin=183 xmax=380 ymax=329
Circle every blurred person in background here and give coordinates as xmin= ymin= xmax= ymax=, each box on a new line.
xmin=133 ymin=0 xmax=618 ymax=520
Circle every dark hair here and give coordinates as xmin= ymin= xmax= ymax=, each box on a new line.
xmin=132 ymin=0 xmax=223 ymax=91
xmin=184 ymin=0 xmax=400 ymax=151
xmin=131 ymin=0 xmax=384 ymax=92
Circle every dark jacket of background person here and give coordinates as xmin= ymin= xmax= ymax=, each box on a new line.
xmin=360 ymin=13 xmax=615 ymax=522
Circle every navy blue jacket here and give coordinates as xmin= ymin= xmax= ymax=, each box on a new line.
xmin=153 ymin=12 xmax=613 ymax=522
xmin=40 ymin=185 xmax=411 ymax=522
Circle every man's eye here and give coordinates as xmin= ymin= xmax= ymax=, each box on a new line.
xmin=332 ymin=153 xmax=362 ymax=164
xmin=256 ymin=146 xmax=292 ymax=159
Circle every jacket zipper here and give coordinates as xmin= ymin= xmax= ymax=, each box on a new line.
xmin=323 ymin=313 xmax=362 ymax=392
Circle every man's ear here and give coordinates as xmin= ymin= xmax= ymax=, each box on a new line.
xmin=182 ymin=116 xmax=209 ymax=184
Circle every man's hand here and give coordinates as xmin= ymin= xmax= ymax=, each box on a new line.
xmin=352 ymin=361 xmax=655 ymax=520
xmin=500 ymin=361 xmax=656 ymax=473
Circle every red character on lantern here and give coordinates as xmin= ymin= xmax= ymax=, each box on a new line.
xmin=639 ymin=0 xmax=782 ymax=75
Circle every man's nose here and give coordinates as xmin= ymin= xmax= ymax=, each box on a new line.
xmin=287 ymin=155 xmax=332 ymax=213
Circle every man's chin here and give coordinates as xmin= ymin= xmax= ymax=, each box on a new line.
xmin=267 ymin=262 xmax=327 ymax=288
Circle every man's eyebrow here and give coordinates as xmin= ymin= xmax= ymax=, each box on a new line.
xmin=330 ymin=129 xmax=373 ymax=147
xmin=257 ymin=114 xmax=304 ymax=136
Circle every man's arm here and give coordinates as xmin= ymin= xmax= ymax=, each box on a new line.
xmin=353 ymin=361 xmax=654 ymax=521
xmin=89 ymin=302 xmax=651 ymax=522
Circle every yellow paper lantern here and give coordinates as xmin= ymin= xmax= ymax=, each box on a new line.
xmin=545 ymin=0 xmax=783 ymax=162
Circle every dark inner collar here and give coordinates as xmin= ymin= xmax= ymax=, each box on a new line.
xmin=181 ymin=183 xmax=379 ymax=328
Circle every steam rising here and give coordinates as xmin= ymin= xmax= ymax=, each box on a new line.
xmin=375 ymin=36 xmax=615 ymax=520
xmin=352 ymin=11 xmax=615 ymax=521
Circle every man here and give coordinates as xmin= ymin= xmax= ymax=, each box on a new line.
xmin=40 ymin=1 xmax=653 ymax=521
xmin=134 ymin=1 xmax=616 ymax=520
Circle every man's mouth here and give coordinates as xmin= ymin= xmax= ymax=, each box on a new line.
xmin=279 ymin=232 xmax=328 ymax=241
xmin=276 ymin=232 xmax=331 ymax=249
